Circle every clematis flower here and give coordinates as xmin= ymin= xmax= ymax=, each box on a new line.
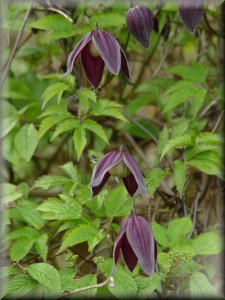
xmin=90 ymin=146 xmax=147 ymax=197
xmin=179 ymin=0 xmax=204 ymax=33
xmin=126 ymin=6 xmax=153 ymax=48
xmin=112 ymin=215 xmax=157 ymax=276
xmin=63 ymin=26 xmax=130 ymax=89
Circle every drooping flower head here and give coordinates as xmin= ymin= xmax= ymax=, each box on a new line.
xmin=112 ymin=215 xmax=157 ymax=276
xmin=90 ymin=145 xmax=147 ymax=198
xmin=63 ymin=26 xmax=130 ymax=89
xmin=179 ymin=0 xmax=204 ymax=33
xmin=126 ymin=5 xmax=153 ymax=48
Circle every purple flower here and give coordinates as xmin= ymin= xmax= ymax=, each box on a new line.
xmin=63 ymin=27 xmax=130 ymax=89
xmin=90 ymin=146 xmax=147 ymax=198
xmin=179 ymin=0 xmax=204 ymax=33
xmin=112 ymin=215 xmax=157 ymax=276
xmin=126 ymin=6 xmax=153 ymax=48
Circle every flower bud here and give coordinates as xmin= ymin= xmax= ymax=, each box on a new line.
xmin=126 ymin=5 xmax=153 ymax=48
xmin=179 ymin=0 xmax=204 ymax=33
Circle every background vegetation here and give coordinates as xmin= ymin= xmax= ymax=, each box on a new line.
xmin=0 ymin=0 xmax=224 ymax=298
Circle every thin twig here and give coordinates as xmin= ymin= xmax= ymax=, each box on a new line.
xmin=0 ymin=0 xmax=34 ymax=88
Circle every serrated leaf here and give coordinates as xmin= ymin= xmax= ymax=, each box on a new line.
xmin=31 ymin=14 xmax=75 ymax=39
xmin=171 ymin=118 xmax=189 ymax=138
xmin=190 ymin=272 xmax=218 ymax=296
xmin=174 ymin=160 xmax=186 ymax=197
xmin=8 ymin=226 xmax=39 ymax=241
xmin=92 ymin=99 xmax=127 ymax=122
xmin=14 ymin=124 xmax=38 ymax=162
xmin=145 ymin=168 xmax=165 ymax=198
xmin=78 ymin=87 xmax=96 ymax=113
xmin=152 ymin=221 xmax=170 ymax=247
xmin=157 ymin=127 xmax=169 ymax=156
xmin=167 ymin=217 xmax=192 ymax=243
xmin=189 ymin=89 xmax=207 ymax=118
xmin=1 ymin=101 xmax=18 ymax=138
xmin=17 ymin=200 xmax=44 ymax=229
xmin=137 ymin=273 xmax=162 ymax=296
xmin=160 ymin=134 xmax=195 ymax=160
xmin=51 ymin=119 xmax=79 ymax=140
xmin=1 ymin=183 xmax=23 ymax=203
xmin=73 ymin=127 xmax=87 ymax=161
xmin=90 ymin=12 xmax=125 ymax=27
xmin=82 ymin=119 xmax=108 ymax=143
xmin=35 ymin=233 xmax=48 ymax=261
xmin=38 ymin=113 xmax=69 ymax=139
xmin=192 ymin=232 xmax=223 ymax=256
xmin=36 ymin=196 xmax=82 ymax=220
xmin=66 ymin=275 xmax=97 ymax=297
xmin=60 ymin=162 xmax=79 ymax=180
xmin=195 ymin=132 xmax=223 ymax=145
xmin=27 ymin=263 xmax=61 ymax=293
xmin=0 ymin=266 xmax=20 ymax=279
xmin=10 ymin=238 xmax=36 ymax=261
xmin=41 ymin=82 xmax=69 ymax=109
xmin=33 ymin=174 xmax=71 ymax=190
xmin=5 ymin=274 xmax=38 ymax=297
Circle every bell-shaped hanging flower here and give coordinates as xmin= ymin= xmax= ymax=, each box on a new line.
xmin=63 ymin=26 xmax=130 ymax=89
xmin=179 ymin=0 xmax=204 ymax=33
xmin=126 ymin=5 xmax=153 ymax=48
xmin=112 ymin=215 xmax=157 ymax=276
xmin=90 ymin=146 xmax=147 ymax=197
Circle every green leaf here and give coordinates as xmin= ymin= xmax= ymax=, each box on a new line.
xmin=187 ymin=150 xmax=222 ymax=178
xmin=1 ymin=101 xmax=18 ymax=138
xmin=41 ymin=82 xmax=69 ymax=109
xmin=51 ymin=119 xmax=79 ymax=140
xmin=35 ymin=233 xmax=48 ymax=261
xmin=137 ymin=273 xmax=162 ymax=296
xmin=90 ymin=12 xmax=125 ymax=28
xmin=99 ymin=259 xmax=137 ymax=297
xmin=192 ymin=232 xmax=223 ymax=256
xmin=66 ymin=275 xmax=97 ymax=297
xmin=17 ymin=200 xmax=44 ymax=229
xmin=104 ymin=186 xmax=133 ymax=217
xmin=1 ymin=183 xmax=23 ymax=203
xmin=10 ymin=238 xmax=36 ymax=261
xmin=59 ymin=268 xmax=77 ymax=291
xmin=167 ymin=217 xmax=192 ymax=243
xmin=14 ymin=124 xmax=39 ymax=162
xmin=27 ymin=263 xmax=61 ymax=293
xmin=152 ymin=221 xmax=170 ymax=247
xmin=59 ymin=224 xmax=103 ymax=253
xmin=78 ymin=87 xmax=96 ymax=113
xmin=31 ymin=14 xmax=75 ymax=39
xmin=73 ymin=127 xmax=87 ymax=161
xmin=171 ymin=118 xmax=189 ymax=138
xmin=33 ymin=174 xmax=71 ymax=190
xmin=174 ymin=160 xmax=186 ymax=197
xmin=8 ymin=226 xmax=39 ymax=241
xmin=60 ymin=162 xmax=79 ymax=180
xmin=82 ymin=119 xmax=108 ymax=143
xmin=157 ymin=127 xmax=169 ymax=156
xmin=195 ymin=132 xmax=223 ymax=145
xmin=189 ymin=89 xmax=207 ymax=118
xmin=163 ymin=81 xmax=198 ymax=112
xmin=145 ymin=168 xmax=165 ymax=198
xmin=190 ymin=272 xmax=218 ymax=297
xmin=5 ymin=274 xmax=38 ymax=297
xmin=160 ymin=134 xmax=195 ymax=160
xmin=92 ymin=99 xmax=127 ymax=122
xmin=37 ymin=196 xmax=82 ymax=220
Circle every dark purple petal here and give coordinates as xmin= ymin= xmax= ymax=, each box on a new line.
xmin=121 ymin=234 xmax=138 ymax=272
xmin=80 ymin=43 xmax=105 ymax=89
xmin=91 ymin=172 xmax=110 ymax=197
xmin=122 ymin=152 xmax=147 ymax=197
xmin=112 ymin=217 xmax=130 ymax=274
xmin=120 ymin=48 xmax=131 ymax=79
xmin=92 ymin=29 xmax=121 ymax=75
xmin=122 ymin=173 xmax=138 ymax=197
xmin=63 ymin=32 xmax=93 ymax=77
xmin=179 ymin=0 xmax=204 ymax=33
xmin=126 ymin=216 xmax=156 ymax=276
xmin=90 ymin=151 xmax=123 ymax=196
xmin=126 ymin=6 xmax=153 ymax=48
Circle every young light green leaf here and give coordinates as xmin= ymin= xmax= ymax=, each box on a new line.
xmin=8 ymin=227 xmax=39 ymax=241
xmin=145 ymin=168 xmax=165 ymax=198
xmin=160 ymin=134 xmax=195 ymax=160
xmin=51 ymin=119 xmax=79 ymax=140
xmin=192 ymin=232 xmax=223 ymax=256
xmin=73 ymin=127 xmax=87 ymax=161
xmin=35 ymin=233 xmax=48 ymax=261
xmin=17 ymin=201 xmax=44 ymax=230
xmin=1 ymin=101 xmax=18 ymax=138
xmin=190 ymin=272 xmax=218 ymax=297
xmin=174 ymin=160 xmax=186 ymax=197
xmin=195 ymin=132 xmax=223 ymax=145
xmin=171 ymin=118 xmax=189 ymax=138
xmin=10 ymin=238 xmax=36 ymax=262
xmin=27 ymin=263 xmax=61 ymax=293
xmin=189 ymin=89 xmax=207 ymax=118
xmin=152 ymin=221 xmax=170 ymax=247
xmin=41 ymin=82 xmax=69 ymax=109
xmin=82 ymin=119 xmax=108 ymax=143
xmin=38 ymin=113 xmax=69 ymax=139
xmin=137 ymin=273 xmax=162 ymax=296
xmin=60 ymin=162 xmax=79 ymax=180
xmin=1 ymin=183 xmax=23 ymax=203
xmin=157 ymin=127 xmax=169 ymax=156
xmin=14 ymin=124 xmax=38 ymax=162
xmin=33 ymin=174 xmax=71 ymax=190
xmin=5 ymin=274 xmax=38 ymax=297
xmin=66 ymin=275 xmax=97 ymax=297
xmin=92 ymin=99 xmax=127 ymax=122
xmin=167 ymin=217 xmax=192 ymax=243
xmin=31 ymin=14 xmax=75 ymax=39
